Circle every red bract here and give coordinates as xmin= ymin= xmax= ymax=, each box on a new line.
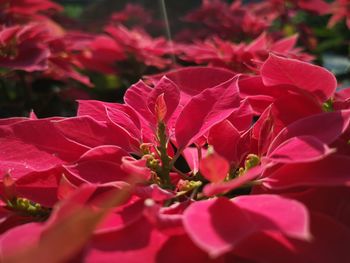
xmin=296 ymin=0 xmax=331 ymax=14
xmin=0 ymin=0 xmax=62 ymax=24
xmin=180 ymin=34 xmax=313 ymax=73
xmin=183 ymin=195 xmax=310 ymax=257
xmin=126 ymin=67 xmax=240 ymax=149
xmin=260 ymin=54 xmax=337 ymax=102
xmin=230 ymin=212 xmax=350 ymax=263
xmin=148 ymin=66 xmax=235 ymax=96
xmin=174 ymin=76 xmax=239 ymax=148
xmin=0 ymin=118 xmax=87 ymax=178
xmin=208 ymin=120 xmax=242 ymax=165
xmin=184 ymin=0 xmax=270 ymax=39
xmin=44 ymin=35 xmax=92 ymax=86
xmin=199 ymin=152 xmax=229 ymax=183
xmin=125 ymin=76 xmax=180 ymax=131
xmin=328 ymin=0 xmax=350 ymax=28
xmin=105 ymin=24 xmax=172 ymax=69
xmin=0 ymin=23 xmax=92 ymax=85
xmin=204 ymin=109 xmax=350 ymax=196
xmin=110 ymin=3 xmax=153 ymax=28
xmin=183 ymin=0 xmax=330 ymax=42
xmin=63 ymin=146 xmax=131 ymax=185
xmin=0 ymin=24 xmax=50 ymax=71
xmin=234 ymin=54 xmax=336 ymax=115
xmin=261 ymin=0 xmax=330 ymax=15
xmin=0 ymin=184 xmax=122 ymax=263
xmin=0 ymin=0 xmax=62 ymax=17
xmin=334 ymin=87 xmax=350 ymax=110
xmin=76 ymin=35 xmax=125 ymax=74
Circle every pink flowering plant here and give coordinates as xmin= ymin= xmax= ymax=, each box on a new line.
xmin=0 ymin=1 xmax=350 ymax=262
xmin=1 ymin=53 xmax=350 ymax=262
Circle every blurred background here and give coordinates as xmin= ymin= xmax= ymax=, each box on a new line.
xmin=0 ymin=0 xmax=349 ymax=118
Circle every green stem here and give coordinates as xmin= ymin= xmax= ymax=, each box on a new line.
xmin=157 ymin=121 xmax=172 ymax=188
xmin=190 ymin=186 xmax=200 ymax=200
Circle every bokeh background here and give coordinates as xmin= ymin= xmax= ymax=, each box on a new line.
xmin=1 ymin=0 xmax=349 ymax=118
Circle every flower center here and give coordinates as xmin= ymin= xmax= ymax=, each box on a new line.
xmin=7 ymin=197 xmax=51 ymax=219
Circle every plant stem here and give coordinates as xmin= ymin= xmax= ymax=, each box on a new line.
xmin=157 ymin=121 xmax=172 ymax=188
xmin=169 ymin=146 xmax=183 ymax=169
xmin=171 ymin=166 xmax=191 ymax=180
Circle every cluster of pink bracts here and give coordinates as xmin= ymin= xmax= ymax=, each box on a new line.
xmin=0 ymin=0 xmax=348 ymax=81
xmin=1 ymin=0 xmax=350 ymax=263
xmin=1 ymin=54 xmax=350 ymax=262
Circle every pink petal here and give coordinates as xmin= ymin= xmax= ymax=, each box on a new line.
xmin=266 ymin=135 xmax=335 ymax=164
xmin=245 ymin=32 xmax=268 ymax=52
xmin=233 ymin=195 xmax=311 ymax=240
xmin=208 ymin=120 xmax=240 ymax=164
xmin=96 ymin=199 xmax=144 ymax=234
xmin=175 ymin=76 xmax=240 ymax=148
xmin=14 ymin=167 xmax=62 ymax=207
xmin=298 ymin=0 xmax=331 ymax=15
xmin=285 ymin=187 xmax=350 ymax=228
xmin=157 ymin=235 xmax=219 ymax=263
xmin=0 ymin=119 xmax=87 ymax=178
xmin=0 ymin=117 xmax=30 ymax=126
xmin=77 ymin=100 xmax=119 ymax=121
xmin=53 ymin=116 xmax=134 ymax=151
xmin=233 ymin=212 xmax=350 ymax=263
xmin=106 ymin=105 xmax=142 ymax=143
xmin=48 ymin=184 xmax=98 ymax=221
xmin=63 ymin=146 xmax=129 ymax=184
xmin=261 ymin=54 xmax=337 ymax=101
xmin=148 ymin=66 xmax=235 ymax=97
xmin=63 ymin=160 xmax=127 ymax=185
xmin=238 ymin=75 xmax=287 ymax=108
xmin=268 ymin=110 xmax=350 ymax=154
xmin=226 ymin=99 xmax=254 ymax=132
xmin=134 ymin=184 xmax=175 ymax=201
xmin=78 ymin=145 xmax=128 ymax=162
xmin=77 ymin=100 xmax=141 ymax=143
xmin=124 ymin=80 xmax=155 ymax=125
xmin=57 ymin=175 xmax=78 ymax=201
xmin=143 ymin=201 xmax=184 ymax=236
xmin=0 ymin=222 xmax=44 ymax=258
xmin=290 ymin=212 xmax=350 ymax=263
xmin=271 ymin=34 xmax=298 ymax=53
xmin=244 ymin=95 xmax=275 ymax=115
xmin=1 ymin=183 xmax=130 ymax=263
xmin=87 ymin=217 xmax=167 ymax=263
xmin=0 ymin=43 xmax=50 ymax=72
xmin=0 ymin=139 xmax=63 ymax=179
xmin=182 ymin=147 xmax=207 ymax=174
xmin=183 ymin=197 xmax=254 ymax=257
xmin=154 ymin=93 xmax=167 ymax=122
xmin=231 ymin=232 xmax=299 ymax=263
xmin=199 ymin=153 xmax=230 ymax=183
xmin=147 ymin=76 xmax=180 ymax=123
xmin=203 ymin=165 xmax=264 ymax=196
xmin=251 ymin=105 xmax=275 ymax=155
xmin=263 ymin=154 xmax=350 ymax=189
xmin=121 ymin=156 xmax=151 ymax=181
xmin=271 ymin=93 xmax=322 ymax=134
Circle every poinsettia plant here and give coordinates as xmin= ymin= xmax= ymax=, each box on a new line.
xmin=1 ymin=53 xmax=350 ymax=262
xmin=0 ymin=1 xmax=350 ymax=262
